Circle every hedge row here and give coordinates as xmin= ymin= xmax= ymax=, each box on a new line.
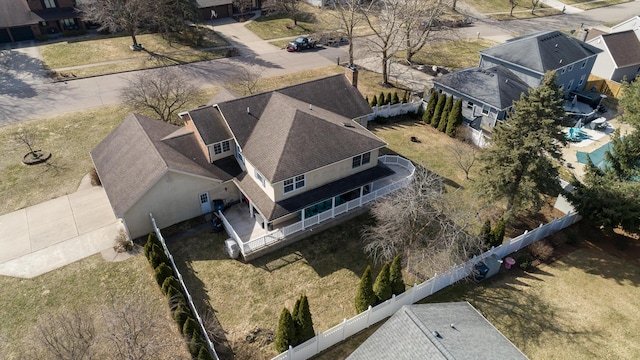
xmin=423 ymin=91 xmax=464 ymax=137
xmin=275 ymin=294 xmax=315 ymax=353
xmin=366 ymin=91 xmax=408 ymax=107
xmin=355 ymin=254 xmax=406 ymax=313
xmin=144 ymin=232 xmax=214 ymax=360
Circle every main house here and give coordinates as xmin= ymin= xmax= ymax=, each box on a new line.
xmin=92 ymin=70 xmax=414 ymax=259
xmin=433 ymin=30 xmax=601 ymax=129
xmin=0 ymin=0 xmax=84 ymax=43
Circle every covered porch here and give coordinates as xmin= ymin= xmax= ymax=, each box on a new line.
xmin=218 ymin=155 xmax=415 ymax=258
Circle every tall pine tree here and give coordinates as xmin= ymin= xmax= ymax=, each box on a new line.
xmin=437 ymin=95 xmax=454 ymax=132
xmin=431 ymin=93 xmax=447 ymax=127
xmin=446 ymin=98 xmax=463 ymax=136
xmin=291 ymin=297 xmax=302 ymax=346
xmin=476 ymin=71 xmax=567 ymax=217
xmin=275 ymin=308 xmax=295 ymax=352
xmin=423 ymin=91 xmax=438 ymax=124
xmin=389 ymin=254 xmax=405 ymax=295
xmin=296 ymin=295 xmax=315 ymax=344
xmin=355 ymin=265 xmax=376 ymax=313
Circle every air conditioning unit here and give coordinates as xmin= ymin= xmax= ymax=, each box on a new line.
xmin=224 ymin=239 xmax=240 ymax=259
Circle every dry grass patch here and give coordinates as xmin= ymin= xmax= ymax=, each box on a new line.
xmin=0 ymin=89 xmax=218 ymax=215
xmin=227 ymin=65 xmax=344 ymax=95
xmin=423 ymin=247 xmax=640 ymax=359
xmin=464 ymin=0 xmax=559 ymax=18
xmin=0 ymin=254 xmax=189 ymax=359
xmin=167 ymin=214 xmax=376 ymax=359
xmin=408 ymin=39 xmax=497 ymax=71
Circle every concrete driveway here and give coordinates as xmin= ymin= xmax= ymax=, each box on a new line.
xmin=0 ymin=186 xmax=119 ymax=278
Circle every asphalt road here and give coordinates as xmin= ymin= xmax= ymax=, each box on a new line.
xmin=1 ymin=1 xmax=640 ymax=126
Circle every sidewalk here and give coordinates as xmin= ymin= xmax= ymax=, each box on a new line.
xmin=0 ymin=183 xmax=119 ymax=278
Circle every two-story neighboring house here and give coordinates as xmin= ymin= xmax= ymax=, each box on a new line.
xmin=92 ymin=70 xmax=414 ymax=260
xmin=433 ymin=30 xmax=601 ymax=130
xmin=0 ymin=0 xmax=83 ymax=43
xmin=587 ymin=30 xmax=640 ymax=83
xmin=478 ymin=30 xmax=601 ymax=93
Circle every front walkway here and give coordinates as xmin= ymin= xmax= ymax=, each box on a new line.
xmin=0 ymin=184 xmax=119 ymax=278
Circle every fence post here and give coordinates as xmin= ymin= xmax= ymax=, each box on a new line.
xmin=366 ymin=305 xmax=372 ymax=326
xmin=410 ymin=283 xmax=417 ymax=303
xmin=316 ymin=330 xmax=321 ymax=353
xmin=288 ymin=345 xmax=293 ymax=360
xmin=341 ymin=318 xmax=347 ymax=340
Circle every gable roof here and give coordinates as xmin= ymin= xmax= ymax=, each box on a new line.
xmin=612 ymin=15 xmax=640 ymax=33
xmin=347 ymin=303 xmax=528 ymax=360
xmin=187 ymin=105 xmax=233 ymax=145
xmin=597 ymin=30 xmax=640 ymax=68
xmin=211 ymin=75 xmax=381 ymax=183
xmin=91 ymin=113 xmax=240 ymax=217
xmin=0 ymin=0 xmax=39 ymax=28
xmin=434 ymin=65 xmax=529 ymax=110
xmin=480 ymin=31 xmax=601 ymax=74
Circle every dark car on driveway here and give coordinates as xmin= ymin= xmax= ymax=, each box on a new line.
xmin=286 ymin=36 xmax=317 ymax=52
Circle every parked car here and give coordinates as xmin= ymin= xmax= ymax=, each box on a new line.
xmin=286 ymin=36 xmax=317 ymax=52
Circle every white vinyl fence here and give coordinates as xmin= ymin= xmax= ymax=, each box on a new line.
xmin=368 ymin=101 xmax=422 ymax=120
xmin=224 ymin=155 xmax=415 ymax=257
xmin=272 ymin=211 xmax=582 ymax=360
xmin=150 ymin=213 xmax=220 ymax=360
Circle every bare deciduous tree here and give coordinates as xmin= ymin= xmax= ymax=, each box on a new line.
xmin=275 ymin=0 xmax=303 ymax=26
xmin=36 ymin=308 xmax=96 ymax=360
xmin=363 ymin=0 xmax=404 ymax=85
xmin=237 ymin=65 xmax=262 ymax=95
xmin=447 ymin=141 xmax=479 ymax=180
xmin=120 ymin=69 xmax=202 ymax=124
xmin=531 ymin=0 xmax=541 ymax=14
xmin=332 ymin=0 xmax=367 ymax=66
xmin=77 ymin=0 xmax=155 ymax=47
xmin=509 ymin=0 xmax=518 ymax=16
xmin=400 ymin=0 xmax=449 ymax=64
xmin=362 ymin=167 xmax=485 ymax=278
xmin=13 ymin=127 xmax=39 ymax=156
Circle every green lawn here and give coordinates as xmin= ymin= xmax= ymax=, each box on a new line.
xmin=0 ymin=90 xmax=217 ymax=216
xmin=0 ymin=254 xmax=190 ymax=359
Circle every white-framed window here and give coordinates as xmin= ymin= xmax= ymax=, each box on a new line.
xmin=567 ymin=79 xmax=574 ymax=90
xmin=352 ymin=152 xmax=371 ymax=169
xmin=62 ymin=19 xmax=75 ymax=27
xmin=254 ymin=170 xmax=265 ymax=187
xmin=568 ymin=64 xmax=574 ymax=72
xmin=213 ymin=140 xmax=231 ymax=155
xmin=578 ymin=74 xmax=586 ymax=86
xmin=43 ymin=0 xmax=56 ymax=8
xmin=561 ymin=68 xmax=566 ymax=74
xmin=283 ymin=174 xmax=305 ymax=193
xmin=581 ymin=60 xmax=587 ymax=69
xmin=559 ymin=84 xmax=564 ymax=92
xmin=466 ymin=101 xmax=473 ymax=109
xmin=481 ymin=104 xmax=490 ymax=115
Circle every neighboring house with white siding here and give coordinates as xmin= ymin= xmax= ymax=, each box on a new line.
xmin=587 ymin=30 xmax=640 ymax=83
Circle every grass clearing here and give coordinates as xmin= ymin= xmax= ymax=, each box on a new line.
xmin=407 ymin=39 xmax=497 ymax=71
xmin=0 ymin=254 xmax=189 ymax=359
xmin=227 ymin=65 xmax=345 ymax=95
xmin=464 ymin=0 xmax=559 ymax=17
xmin=570 ymin=0 xmax=632 ymax=10
xmin=167 ymin=214 xmax=376 ymax=359
xmin=0 ymin=90 xmax=218 ymax=216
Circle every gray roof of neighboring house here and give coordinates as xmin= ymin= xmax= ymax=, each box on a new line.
xmin=347 ymin=303 xmax=529 ymax=360
xmin=434 ymin=65 xmax=529 ymax=110
xmin=480 ymin=30 xmax=602 ymax=74
xmin=91 ymin=113 xmax=240 ymax=217
xmin=0 ymin=0 xmax=40 ymax=28
xmin=196 ymin=0 xmax=233 ymax=8
xmin=213 ymin=74 xmax=381 ymax=183
xmin=600 ymin=30 xmax=640 ymax=67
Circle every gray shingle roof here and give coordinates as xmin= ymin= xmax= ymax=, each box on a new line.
xmin=434 ymin=65 xmax=529 ymax=110
xmin=91 ymin=113 xmax=239 ymax=217
xmin=196 ymin=0 xmax=233 ymax=8
xmin=480 ymin=30 xmax=601 ymax=74
xmin=187 ymin=106 xmax=233 ymax=145
xmin=347 ymin=303 xmax=528 ymax=360
xmin=213 ymin=75 xmax=382 ymax=183
xmin=600 ymin=30 xmax=640 ymax=67
xmin=0 ymin=0 xmax=40 ymax=28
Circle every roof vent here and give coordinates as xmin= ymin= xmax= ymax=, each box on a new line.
xmin=555 ymin=43 xmax=558 ymax=48
xmin=432 ymin=331 xmax=441 ymax=338
xmin=505 ymin=79 xmax=509 ymax=84
xmin=309 ymin=104 xmax=312 ymax=110
xmin=559 ymin=59 xmax=563 ymax=64
xmin=247 ymin=107 xmax=250 ymax=114
xmin=343 ymin=122 xmax=355 ymax=128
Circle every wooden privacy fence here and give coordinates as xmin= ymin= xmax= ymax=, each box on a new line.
xmin=272 ymin=211 xmax=582 ymax=360
xmin=585 ymin=75 xmax=623 ymax=99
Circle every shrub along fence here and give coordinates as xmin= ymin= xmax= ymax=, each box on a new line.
xmin=150 ymin=213 xmax=219 ymax=360
xmin=272 ymin=211 xmax=581 ymax=360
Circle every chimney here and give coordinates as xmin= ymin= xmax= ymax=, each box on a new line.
xmin=345 ymin=65 xmax=358 ymax=88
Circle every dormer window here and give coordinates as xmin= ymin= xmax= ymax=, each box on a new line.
xmin=213 ymin=140 xmax=231 ymax=155
xmin=352 ymin=152 xmax=371 ymax=168
xmin=568 ymin=64 xmax=574 ymax=72
xmin=43 ymin=0 xmax=57 ymax=8
xmin=284 ymin=174 xmax=305 ymax=193
xmin=581 ymin=60 xmax=587 ymax=69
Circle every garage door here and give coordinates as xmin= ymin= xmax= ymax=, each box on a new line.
xmin=0 ymin=29 xmax=11 ymax=44
xmin=9 ymin=26 xmax=34 ymax=42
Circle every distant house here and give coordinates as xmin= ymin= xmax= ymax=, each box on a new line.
xmin=92 ymin=70 xmax=414 ymax=259
xmin=479 ymin=30 xmax=601 ymax=92
xmin=611 ymin=15 xmax=640 ymax=33
xmin=0 ymin=0 xmax=84 ymax=43
xmin=433 ymin=65 xmax=529 ymax=128
xmin=587 ymin=30 xmax=640 ymax=83
xmin=195 ymin=0 xmax=234 ymax=20
xmin=347 ymin=302 xmax=528 ymax=360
